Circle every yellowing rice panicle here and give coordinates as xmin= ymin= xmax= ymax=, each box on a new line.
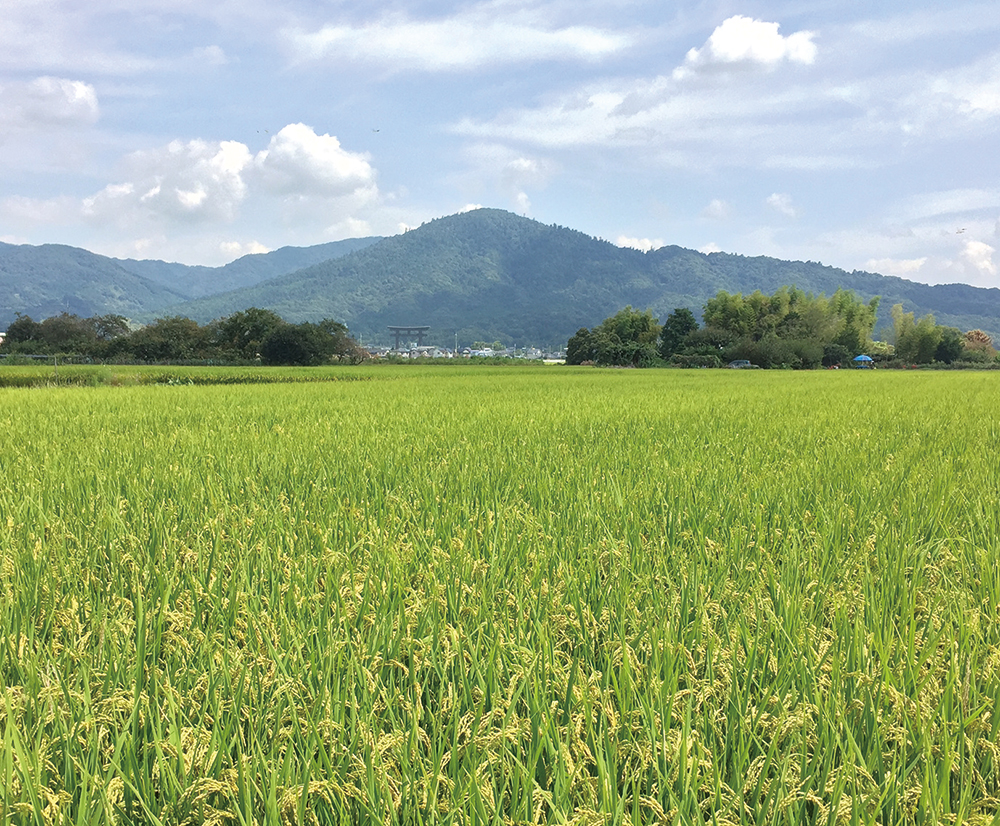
xmin=1 ymin=365 xmax=999 ymax=824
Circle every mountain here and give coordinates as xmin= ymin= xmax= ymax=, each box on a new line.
xmin=162 ymin=209 xmax=1000 ymax=347
xmin=5 ymin=209 xmax=1000 ymax=346
xmin=117 ymin=237 xmax=382 ymax=299
xmin=0 ymin=241 xmax=187 ymax=328
xmin=0 ymin=236 xmax=382 ymax=328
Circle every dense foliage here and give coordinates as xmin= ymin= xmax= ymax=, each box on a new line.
xmin=695 ymin=287 xmax=880 ymax=369
xmin=0 ymin=308 xmax=366 ymax=365
xmin=566 ymin=306 xmax=661 ymax=366
xmin=3 ymin=367 xmax=1000 ymax=824
xmin=570 ymin=288 xmax=998 ymax=368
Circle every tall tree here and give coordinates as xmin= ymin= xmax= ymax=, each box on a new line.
xmin=658 ymin=308 xmax=698 ymax=359
xmin=209 ymin=307 xmax=286 ymax=360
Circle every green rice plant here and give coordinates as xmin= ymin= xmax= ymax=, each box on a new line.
xmin=1 ymin=368 xmax=999 ymax=824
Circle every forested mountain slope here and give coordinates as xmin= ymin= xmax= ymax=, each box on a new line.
xmin=0 ymin=242 xmax=186 ymax=328
xmin=117 ymin=236 xmax=382 ymax=299
xmin=164 ymin=209 xmax=1000 ymax=346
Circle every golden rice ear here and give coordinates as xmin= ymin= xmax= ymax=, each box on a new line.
xmin=1 ymin=368 xmax=996 ymax=823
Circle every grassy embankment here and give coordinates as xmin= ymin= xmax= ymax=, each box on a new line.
xmin=2 ymin=367 xmax=999 ymax=824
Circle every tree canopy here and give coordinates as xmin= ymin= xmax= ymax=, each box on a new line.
xmin=0 ymin=308 xmax=365 ymax=365
xmin=566 ymin=288 xmax=999 ymax=368
xmin=566 ymin=306 xmax=660 ymax=367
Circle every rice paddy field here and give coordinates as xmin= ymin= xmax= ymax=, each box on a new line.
xmin=2 ymin=364 xmax=1000 ymax=825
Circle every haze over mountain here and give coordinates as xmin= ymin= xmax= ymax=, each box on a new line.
xmin=4 ymin=209 xmax=1000 ymax=347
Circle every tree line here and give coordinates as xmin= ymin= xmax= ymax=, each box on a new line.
xmin=567 ymin=287 xmax=998 ymax=368
xmin=0 ymin=308 xmax=366 ymax=365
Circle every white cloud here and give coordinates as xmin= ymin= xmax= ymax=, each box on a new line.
xmin=701 ymin=199 xmax=730 ymax=220
xmin=824 ymin=219 xmax=1000 ymax=286
xmin=865 ymin=257 xmax=928 ymax=276
xmin=452 ymin=37 xmax=832 ymax=163
xmin=253 ymin=123 xmax=377 ymax=199
xmin=456 ymin=15 xmax=1000 ymax=174
xmin=961 ymin=240 xmax=997 ymax=277
xmin=616 ymin=235 xmax=663 ymax=252
xmin=459 ymin=203 xmax=485 ymax=213
xmin=324 ymin=216 xmax=373 ymax=238
xmin=285 ymin=7 xmax=628 ymax=72
xmin=699 ymin=242 xmax=723 ymax=254
xmin=675 ymin=16 xmax=817 ymax=79
xmin=0 ymin=76 xmax=99 ymax=132
xmin=0 ymin=120 xmax=400 ymax=263
xmin=220 ymin=240 xmax=270 ymax=257
xmin=933 ymin=52 xmax=1000 ymax=117
xmin=766 ymin=192 xmax=796 ymax=217
xmin=83 ymin=138 xmax=252 ymax=225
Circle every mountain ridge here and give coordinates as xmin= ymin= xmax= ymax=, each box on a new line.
xmin=162 ymin=209 xmax=1000 ymax=346
xmin=4 ymin=209 xmax=1000 ymax=346
xmin=116 ymin=236 xmax=383 ymax=299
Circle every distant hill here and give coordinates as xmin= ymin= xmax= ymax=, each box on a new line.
xmin=0 ymin=236 xmax=382 ymax=329
xmin=164 ymin=209 xmax=1000 ymax=347
xmin=117 ymin=237 xmax=382 ymax=299
xmin=5 ymin=210 xmax=1000 ymax=347
xmin=0 ymin=242 xmax=187 ymax=328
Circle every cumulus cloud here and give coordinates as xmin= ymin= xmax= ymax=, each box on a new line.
xmin=616 ymin=235 xmax=664 ymax=252
xmin=452 ymin=18 xmax=826 ymax=163
xmin=961 ymin=239 xmax=997 ymax=276
xmin=220 ymin=240 xmax=270 ymax=257
xmin=253 ymin=123 xmax=377 ymax=199
xmin=766 ymin=192 xmax=796 ymax=217
xmin=845 ymin=223 xmax=999 ymax=286
xmin=675 ymin=16 xmax=817 ymax=78
xmin=325 ymin=216 xmax=373 ymax=238
xmin=0 ymin=76 xmax=99 ymax=131
xmin=865 ymin=257 xmax=928 ymax=276
xmin=452 ymin=13 xmax=834 ymax=168
xmin=83 ymin=138 xmax=252 ymax=224
xmin=69 ymin=124 xmax=379 ymax=236
xmin=285 ymin=7 xmax=627 ymax=71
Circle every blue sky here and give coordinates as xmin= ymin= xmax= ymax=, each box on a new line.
xmin=2 ymin=1 xmax=1000 ymax=288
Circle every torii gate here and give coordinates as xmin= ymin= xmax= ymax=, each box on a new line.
xmin=387 ymin=325 xmax=430 ymax=349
